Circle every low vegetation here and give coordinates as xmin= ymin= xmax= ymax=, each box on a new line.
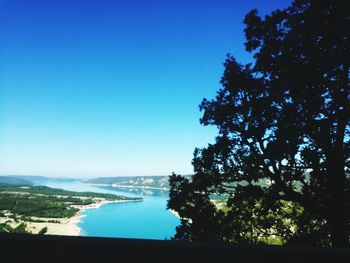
xmin=0 ymin=183 xmax=142 ymax=234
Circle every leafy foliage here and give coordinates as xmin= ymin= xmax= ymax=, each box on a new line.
xmin=0 ymin=223 xmax=29 ymax=234
xmin=168 ymin=0 xmax=349 ymax=247
xmin=0 ymin=192 xmax=79 ymax=218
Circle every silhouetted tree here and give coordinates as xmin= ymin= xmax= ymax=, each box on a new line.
xmin=38 ymin=226 xmax=48 ymax=235
xmin=168 ymin=0 xmax=349 ymax=247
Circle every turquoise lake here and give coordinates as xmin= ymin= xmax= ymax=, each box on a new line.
xmin=33 ymin=179 xmax=180 ymax=240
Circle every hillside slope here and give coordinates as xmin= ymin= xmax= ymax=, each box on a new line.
xmin=84 ymin=175 xmax=187 ymax=189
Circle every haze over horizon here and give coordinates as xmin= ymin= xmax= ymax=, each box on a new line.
xmin=0 ymin=0 xmax=292 ymax=178
xmin=0 ymin=173 xmax=190 ymax=179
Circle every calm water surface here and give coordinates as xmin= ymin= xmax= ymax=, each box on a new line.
xmin=33 ymin=179 xmax=180 ymax=240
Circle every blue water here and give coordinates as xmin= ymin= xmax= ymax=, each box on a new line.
xmin=32 ymin=179 xmax=180 ymax=240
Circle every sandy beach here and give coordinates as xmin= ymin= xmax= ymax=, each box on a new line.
xmin=26 ymin=214 xmax=84 ymax=236
xmin=25 ymin=199 xmax=140 ymax=236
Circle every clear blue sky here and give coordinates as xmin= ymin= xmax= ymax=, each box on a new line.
xmin=0 ymin=0 xmax=291 ymax=178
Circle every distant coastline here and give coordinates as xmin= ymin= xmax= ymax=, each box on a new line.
xmin=87 ymin=183 xmax=169 ymax=191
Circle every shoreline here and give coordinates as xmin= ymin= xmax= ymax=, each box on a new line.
xmin=25 ymin=213 xmax=84 ymax=236
xmin=86 ymin=183 xmax=169 ymax=191
xmin=25 ymin=199 xmax=141 ymax=236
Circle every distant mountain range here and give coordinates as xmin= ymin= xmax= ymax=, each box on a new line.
xmin=0 ymin=175 xmax=193 ymax=190
xmin=84 ymin=175 xmax=192 ymax=190
xmin=0 ymin=175 xmax=76 ymax=185
xmin=0 ymin=176 xmax=34 ymax=185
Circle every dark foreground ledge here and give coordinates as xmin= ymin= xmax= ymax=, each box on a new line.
xmin=0 ymin=233 xmax=349 ymax=263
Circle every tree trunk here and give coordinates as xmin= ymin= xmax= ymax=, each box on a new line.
xmin=327 ymin=149 xmax=349 ymax=247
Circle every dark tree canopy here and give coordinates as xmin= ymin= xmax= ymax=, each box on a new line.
xmin=168 ymin=0 xmax=350 ymax=247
